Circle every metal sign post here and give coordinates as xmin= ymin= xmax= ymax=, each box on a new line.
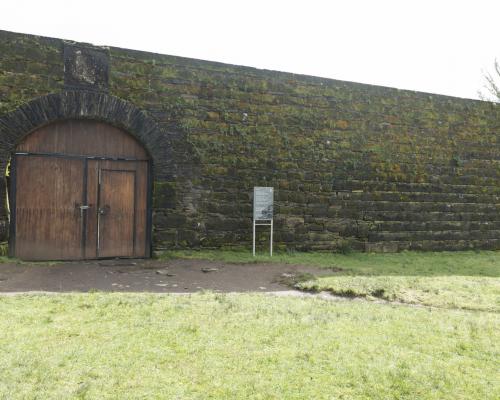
xmin=253 ymin=187 xmax=273 ymax=256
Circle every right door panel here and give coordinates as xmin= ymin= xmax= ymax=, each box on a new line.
xmin=85 ymin=160 xmax=148 ymax=259
xmin=98 ymin=168 xmax=136 ymax=258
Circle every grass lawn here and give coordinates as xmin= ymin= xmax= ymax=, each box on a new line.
xmin=164 ymin=250 xmax=500 ymax=311
xmin=1 ymin=250 xmax=499 ymax=399
xmin=160 ymin=249 xmax=500 ymax=277
xmin=0 ymin=293 xmax=499 ymax=399
xmin=297 ymin=275 xmax=500 ymax=312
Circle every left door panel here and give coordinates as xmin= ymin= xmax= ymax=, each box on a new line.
xmin=14 ymin=155 xmax=85 ymax=260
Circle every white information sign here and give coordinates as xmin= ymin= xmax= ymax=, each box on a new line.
xmin=253 ymin=187 xmax=273 ymax=256
xmin=253 ymin=187 xmax=274 ymax=220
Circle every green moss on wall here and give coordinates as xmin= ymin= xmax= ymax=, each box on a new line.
xmin=1 ymin=29 xmax=500 ymax=252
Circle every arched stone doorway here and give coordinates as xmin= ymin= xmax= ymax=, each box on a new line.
xmin=10 ymin=119 xmax=151 ymax=260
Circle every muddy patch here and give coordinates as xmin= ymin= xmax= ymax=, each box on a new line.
xmin=0 ymin=259 xmax=330 ymax=293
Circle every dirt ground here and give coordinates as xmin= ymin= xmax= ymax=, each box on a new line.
xmin=0 ymin=258 xmax=330 ymax=293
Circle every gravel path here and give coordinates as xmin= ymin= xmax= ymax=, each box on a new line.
xmin=0 ymin=258 xmax=331 ymax=294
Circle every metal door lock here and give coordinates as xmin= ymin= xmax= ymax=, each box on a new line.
xmin=98 ymin=206 xmax=109 ymax=215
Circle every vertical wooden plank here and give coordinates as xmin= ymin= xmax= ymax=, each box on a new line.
xmin=84 ymin=159 xmax=99 ymax=259
xmin=135 ymin=161 xmax=149 ymax=257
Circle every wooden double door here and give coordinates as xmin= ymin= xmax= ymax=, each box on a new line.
xmin=10 ymin=120 xmax=151 ymax=260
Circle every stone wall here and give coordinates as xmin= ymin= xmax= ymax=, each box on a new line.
xmin=1 ymin=29 xmax=500 ymax=252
